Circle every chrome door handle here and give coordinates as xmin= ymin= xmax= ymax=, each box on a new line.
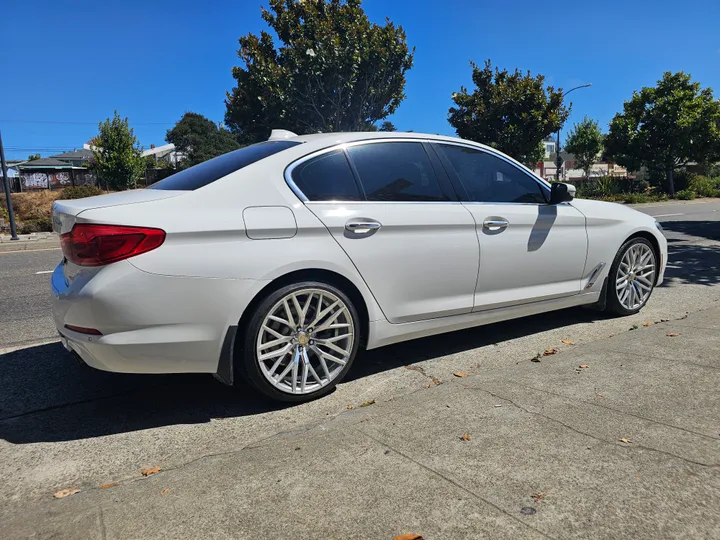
xmin=482 ymin=219 xmax=509 ymax=230
xmin=345 ymin=220 xmax=382 ymax=234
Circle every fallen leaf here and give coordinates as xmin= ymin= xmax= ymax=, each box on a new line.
xmin=561 ymin=339 xmax=574 ymax=345
xmin=99 ymin=483 xmax=119 ymax=489
xmin=393 ymin=534 xmax=424 ymax=540
xmin=531 ymin=492 xmax=546 ymax=503
xmin=642 ymin=322 xmax=653 ymax=327
xmin=359 ymin=399 xmax=376 ymax=407
xmin=140 ymin=466 xmax=161 ymax=477
xmin=578 ymin=364 xmax=589 ymax=369
xmin=429 ymin=376 xmax=441 ymax=386
xmin=161 ymin=488 xmax=169 ymax=495
xmin=53 ymin=488 xmax=80 ymax=499
xmin=460 ymin=432 xmax=472 ymax=441
xmin=454 ymin=372 xmax=469 ymax=377
xmin=346 ymin=404 xmax=354 ymax=410
xmin=531 ymin=353 xmax=542 ymax=362
xmin=635 ymin=474 xmax=641 ymax=478
xmin=543 ymin=348 xmax=559 ymax=357
xmin=666 ymin=332 xmax=681 ymax=337
xmin=619 ymin=437 xmax=633 ymax=444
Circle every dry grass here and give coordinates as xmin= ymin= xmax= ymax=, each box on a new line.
xmin=0 ymin=191 xmax=62 ymax=221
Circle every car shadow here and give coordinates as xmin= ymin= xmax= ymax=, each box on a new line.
xmin=0 ymin=307 xmax=612 ymax=445
xmin=0 ymin=220 xmax=716 ymax=444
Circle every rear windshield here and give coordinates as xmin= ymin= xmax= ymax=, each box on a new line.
xmin=148 ymin=140 xmax=301 ymax=191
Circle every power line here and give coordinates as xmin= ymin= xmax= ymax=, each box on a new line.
xmin=1 ymin=119 xmax=175 ymax=125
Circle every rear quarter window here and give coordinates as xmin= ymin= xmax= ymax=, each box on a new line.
xmin=149 ymin=141 xmax=301 ymax=191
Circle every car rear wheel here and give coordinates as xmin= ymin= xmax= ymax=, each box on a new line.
xmin=239 ymin=281 xmax=360 ymax=402
xmin=606 ymin=238 xmax=657 ymax=316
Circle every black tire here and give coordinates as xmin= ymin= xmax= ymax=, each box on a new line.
xmin=605 ymin=237 xmax=658 ymax=316
xmin=236 ymin=280 xmax=361 ymax=403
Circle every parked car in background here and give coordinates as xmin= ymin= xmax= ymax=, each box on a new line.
xmin=51 ymin=130 xmax=667 ymax=402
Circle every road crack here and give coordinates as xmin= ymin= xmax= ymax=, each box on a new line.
xmin=356 ymin=427 xmax=556 ymax=540
xmin=464 ymin=385 xmax=720 ymax=468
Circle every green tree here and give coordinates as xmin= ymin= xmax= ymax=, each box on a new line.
xmin=225 ymin=0 xmax=414 ymax=143
xmin=166 ymin=112 xmax=240 ymax=168
xmin=565 ymin=117 xmax=603 ymax=180
xmin=27 ymin=153 xmax=41 ymax=161
xmin=448 ymin=60 xmax=570 ymax=164
xmin=605 ymin=71 xmax=720 ymax=197
xmin=91 ymin=111 xmax=144 ymax=191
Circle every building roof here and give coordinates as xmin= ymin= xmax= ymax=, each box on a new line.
xmin=141 ymin=143 xmax=176 ymax=157
xmin=17 ymin=157 xmax=75 ymax=169
xmin=50 ymin=149 xmax=94 ymax=160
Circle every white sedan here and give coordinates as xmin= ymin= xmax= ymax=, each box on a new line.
xmin=51 ymin=130 xmax=667 ymax=402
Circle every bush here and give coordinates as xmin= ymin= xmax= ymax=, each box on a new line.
xmin=676 ymin=189 xmax=696 ymax=200
xmin=58 ymin=185 xmax=104 ymax=200
xmin=623 ymin=193 xmax=650 ymax=204
xmin=18 ymin=218 xmax=53 ymax=234
xmin=688 ymin=176 xmax=718 ymax=197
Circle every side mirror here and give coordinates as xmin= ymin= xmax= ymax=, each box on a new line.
xmin=549 ymin=182 xmax=575 ymax=204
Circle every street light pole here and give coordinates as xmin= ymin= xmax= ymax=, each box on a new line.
xmin=556 ymin=83 xmax=592 ymax=181
xmin=0 ymin=130 xmax=19 ymax=241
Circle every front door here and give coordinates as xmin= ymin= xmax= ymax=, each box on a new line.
xmin=433 ymin=143 xmax=588 ymax=311
xmin=289 ymin=141 xmax=479 ymax=323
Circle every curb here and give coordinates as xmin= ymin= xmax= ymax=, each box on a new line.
xmin=0 ymin=240 xmax=60 ymax=253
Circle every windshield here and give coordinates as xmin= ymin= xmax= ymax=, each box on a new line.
xmin=149 ymin=140 xmax=302 ymax=191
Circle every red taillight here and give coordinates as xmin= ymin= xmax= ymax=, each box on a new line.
xmin=60 ymin=224 xmax=165 ymax=267
xmin=64 ymin=324 xmax=103 ymax=336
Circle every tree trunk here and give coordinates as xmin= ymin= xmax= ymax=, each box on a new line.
xmin=667 ymin=168 xmax=675 ymax=198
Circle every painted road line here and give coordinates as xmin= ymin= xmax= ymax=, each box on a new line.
xmin=35 ymin=270 xmax=54 ymax=274
xmin=654 ymin=213 xmax=684 ymax=218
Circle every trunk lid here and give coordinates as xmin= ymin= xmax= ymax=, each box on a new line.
xmin=52 ymin=190 xmax=184 ymax=234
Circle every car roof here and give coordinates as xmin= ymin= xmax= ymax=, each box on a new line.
xmin=287 ymin=131 xmax=493 ymax=150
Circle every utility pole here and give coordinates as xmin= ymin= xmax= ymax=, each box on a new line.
xmin=0 ymin=130 xmax=19 ymax=240
xmin=556 ymin=83 xmax=592 ymax=182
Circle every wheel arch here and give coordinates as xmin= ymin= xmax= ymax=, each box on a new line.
xmin=624 ymin=230 xmax=662 ymax=285
xmin=237 ymin=268 xmax=370 ymax=352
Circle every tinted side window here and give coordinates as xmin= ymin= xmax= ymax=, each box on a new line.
xmin=291 ymin=150 xmax=362 ymax=201
xmin=149 ymin=141 xmax=300 ymax=191
xmin=438 ymin=144 xmax=547 ymax=204
xmin=347 ymin=142 xmax=449 ymax=202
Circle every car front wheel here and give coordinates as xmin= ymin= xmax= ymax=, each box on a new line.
xmin=239 ymin=281 xmax=360 ymax=402
xmin=606 ymin=238 xmax=657 ymax=316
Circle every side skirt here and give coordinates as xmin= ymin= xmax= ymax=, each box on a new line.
xmin=367 ymin=291 xmax=601 ymax=350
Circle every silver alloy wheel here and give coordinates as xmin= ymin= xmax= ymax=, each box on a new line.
xmin=256 ymin=288 xmax=355 ymax=395
xmin=615 ymin=243 xmax=656 ymax=311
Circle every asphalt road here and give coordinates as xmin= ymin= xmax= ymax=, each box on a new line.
xmin=1 ymin=199 xmax=719 ymax=539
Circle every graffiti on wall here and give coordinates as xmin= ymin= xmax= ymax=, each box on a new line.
xmin=49 ymin=172 xmax=72 ymax=187
xmin=22 ymin=172 xmax=49 ymax=189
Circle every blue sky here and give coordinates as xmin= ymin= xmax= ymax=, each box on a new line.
xmin=2 ymin=0 xmax=719 ymax=160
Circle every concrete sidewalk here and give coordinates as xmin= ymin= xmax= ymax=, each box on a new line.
xmin=3 ymin=307 xmax=718 ymax=539
xmin=0 ymin=232 xmax=58 ymax=252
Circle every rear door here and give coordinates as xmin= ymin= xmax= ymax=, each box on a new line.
xmin=433 ymin=143 xmax=588 ymax=311
xmin=290 ymin=140 xmax=479 ymax=324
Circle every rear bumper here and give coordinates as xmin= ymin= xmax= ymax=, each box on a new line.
xmin=51 ymin=261 xmax=261 ymax=375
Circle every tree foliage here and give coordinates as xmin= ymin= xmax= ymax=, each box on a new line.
xmin=27 ymin=153 xmax=41 ymax=161
xmin=166 ymin=112 xmax=240 ymax=168
xmin=448 ymin=60 xmax=570 ymax=165
xmin=565 ymin=116 xmax=603 ymax=180
xmin=605 ymin=71 xmax=720 ymax=196
xmin=225 ymin=0 xmax=414 ymax=143
xmin=91 ymin=111 xmax=144 ymax=191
